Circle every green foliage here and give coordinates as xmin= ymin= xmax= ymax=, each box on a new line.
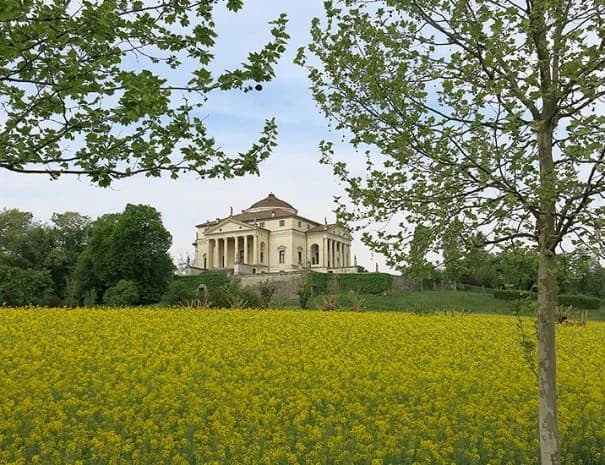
xmin=160 ymin=280 xmax=198 ymax=306
xmin=335 ymin=273 xmax=393 ymax=295
xmin=558 ymin=295 xmax=602 ymax=311
xmin=494 ymin=290 xmax=602 ymax=310
xmin=320 ymin=295 xmax=339 ymax=311
xmin=103 ymin=280 xmax=140 ymax=307
xmin=176 ymin=273 xmax=231 ymax=294
xmin=82 ymin=290 xmax=98 ymax=308
xmin=493 ymin=290 xmax=537 ymax=301
xmin=0 ymin=209 xmax=91 ymax=302
xmin=297 ymin=282 xmax=313 ymax=309
xmin=0 ymin=2 xmax=289 ymax=185
xmin=304 ymin=272 xmax=331 ymax=295
xmin=258 ymin=280 xmax=276 ymax=308
xmin=0 ymin=265 xmax=53 ymax=306
xmin=73 ymin=204 xmax=174 ymax=305
xmin=208 ymin=280 xmax=261 ymax=309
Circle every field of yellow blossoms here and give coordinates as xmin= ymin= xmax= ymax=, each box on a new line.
xmin=0 ymin=309 xmax=604 ymax=465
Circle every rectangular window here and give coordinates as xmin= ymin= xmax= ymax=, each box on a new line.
xmin=259 ymin=222 xmax=265 ymax=228
xmin=298 ymin=251 xmax=302 ymax=264
xmin=279 ymin=250 xmax=285 ymax=264
xmin=298 ymin=221 xmax=302 ymax=227
xmin=279 ymin=219 xmax=285 ymax=227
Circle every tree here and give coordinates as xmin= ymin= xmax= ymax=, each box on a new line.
xmin=73 ymin=204 xmax=174 ymax=304
xmin=406 ymin=224 xmax=436 ymax=289
xmin=297 ymin=1 xmax=605 ymax=463
xmin=47 ymin=212 xmax=91 ymax=300
xmin=0 ymin=1 xmax=288 ymax=186
xmin=0 ymin=265 xmax=53 ymax=306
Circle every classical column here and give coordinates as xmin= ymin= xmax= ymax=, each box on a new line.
xmin=216 ymin=237 xmax=225 ymax=268
xmin=243 ymin=235 xmax=248 ymax=264
xmin=328 ymin=239 xmax=332 ymax=268
xmin=252 ymin=235 xmax=257 ymax=264
xmin=221 ymin=237 xmax=226 ymax=268
xmin=208 ymin=239 xmax=218 ymax=268
xmin=322 ymin=238 xmax=327 ymax=267
xmin=233 ymin=236 xmax=238 ymax=264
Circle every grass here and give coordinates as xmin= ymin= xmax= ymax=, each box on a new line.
xmin=275 ymin=290 xmax=605 ymax=320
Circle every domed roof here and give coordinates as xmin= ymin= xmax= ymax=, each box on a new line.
xmin=247 ymin=193 xmax=296 ymax=213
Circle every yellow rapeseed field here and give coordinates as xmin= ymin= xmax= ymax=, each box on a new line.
xmin=0 ymin=309 xmax=603 ymax=465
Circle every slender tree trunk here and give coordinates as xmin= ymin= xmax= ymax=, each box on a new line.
xmin=537 ymin=125 xmax=561 ymax=465
xmin=537 ymin=245 xmax=560 ymax=465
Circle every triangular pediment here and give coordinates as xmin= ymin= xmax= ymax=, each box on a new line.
xmin=204 ymin=218 xmax=256 ymax=235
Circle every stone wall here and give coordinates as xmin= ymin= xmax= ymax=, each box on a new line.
xmin=237 ymin=272 xmax=305 ymax=299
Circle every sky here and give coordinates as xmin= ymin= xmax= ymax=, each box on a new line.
xmin=0 ymin=1 xmax=392 ymax=273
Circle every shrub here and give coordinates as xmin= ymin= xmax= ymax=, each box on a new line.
xmin=558 ymin=294 xmax=602 ymax=310
xmin=348 ymin=290 xmax=366 ymax=312
xmin=208 ymin=280 xmax=262 ymax=309
xmin=321 ymin=295 xmax=339 ymax=311
xmin=103 ymin=280 xmax=140 ymax=307
xmin=258 ymin=280 xmax=276 ymax=308
xmin=297 ymin=282 xmax=313 ymax=309
xmin=161 ymin=280 xmax=197 ymax=306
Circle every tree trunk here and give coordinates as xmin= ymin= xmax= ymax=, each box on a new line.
xmin=537 ymin=122 xmax=561 ymax=465
xmin=537 ymin=245 xmax=560 ymax=465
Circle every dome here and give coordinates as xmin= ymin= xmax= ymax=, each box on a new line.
xmin=246 ymin=193 xmax=297 ymax=214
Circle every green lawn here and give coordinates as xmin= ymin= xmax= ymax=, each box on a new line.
xmin=276 ymin=290 xmax=605 ymax=320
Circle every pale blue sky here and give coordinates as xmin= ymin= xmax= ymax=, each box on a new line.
xmin=0 ymin=1 xmax=390 ymax=272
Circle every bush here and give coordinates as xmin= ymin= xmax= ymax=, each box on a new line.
xmin=161 ymin=280 xmax=197 ymax=306
xmin=297 ymin=282 xmax=313 ymax=309
xmin=320 ymin=295 xmax=339 ymax=311
xmin=259 ymin=280 xmax=276 ymax=308
xmin=493 ymin=289 xmax=536 ymax=301
xmin=558 ymin=294 xmax=602 ymax=310
xmin=336 ymin=273 xmax=393 ymax=295
xmin=207 ymin=279 xmax=262 ymax=309
xmin=103 ymin=280 xmax=140 ymax=307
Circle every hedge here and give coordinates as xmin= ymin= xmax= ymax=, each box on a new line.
xmin=336 ymin=273 xmax=393 ymax=295
xmin=493 ymin=289 xmax=603 ymax=309
xmin=493 ymin=289 xmax=536 ymax=301
xmin=558 ymin=294 xmax=603 ymax=310
xmin=304 ymin=271 xmax=393 ymax=295
xmin=305 ymin=272 xmax=331 ymax=295
xmin=174 ymin=273 xmax=231 ymax=293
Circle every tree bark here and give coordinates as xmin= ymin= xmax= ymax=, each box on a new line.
xmin=537 ymin=245 xmax=560 ymax=465
xmin=537 ymin=124 xmax=561 ymax=465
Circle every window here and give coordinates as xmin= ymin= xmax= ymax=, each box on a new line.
xmin=279 ymin=249 xmax=285 ymax=264
xmin=259 ymin=222 xmax=265 ymax=227
xmin=260 ymin=252 xmax=264 ymax=263
xmin=298 ymin=251 xmax=302 ymax=264
xmin=298 ymin=221 xmax=302 ymax=227
xmin=279 ymin=219 xmax=285 ymax=227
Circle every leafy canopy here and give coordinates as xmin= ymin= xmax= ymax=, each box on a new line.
xmin=296 ymin=0 xmax=605 ymax=267
xmin=0 ymin=1 xmax=289 ymax=186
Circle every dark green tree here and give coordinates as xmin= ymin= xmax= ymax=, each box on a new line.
xmin=0 ymin=1 xmax=288 ymax=186
xmin=73 ymin=204 xmax=174 ymax=304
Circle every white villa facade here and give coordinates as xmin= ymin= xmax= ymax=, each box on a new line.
xmin=193 ymin=194 xmax=357 ymax=274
